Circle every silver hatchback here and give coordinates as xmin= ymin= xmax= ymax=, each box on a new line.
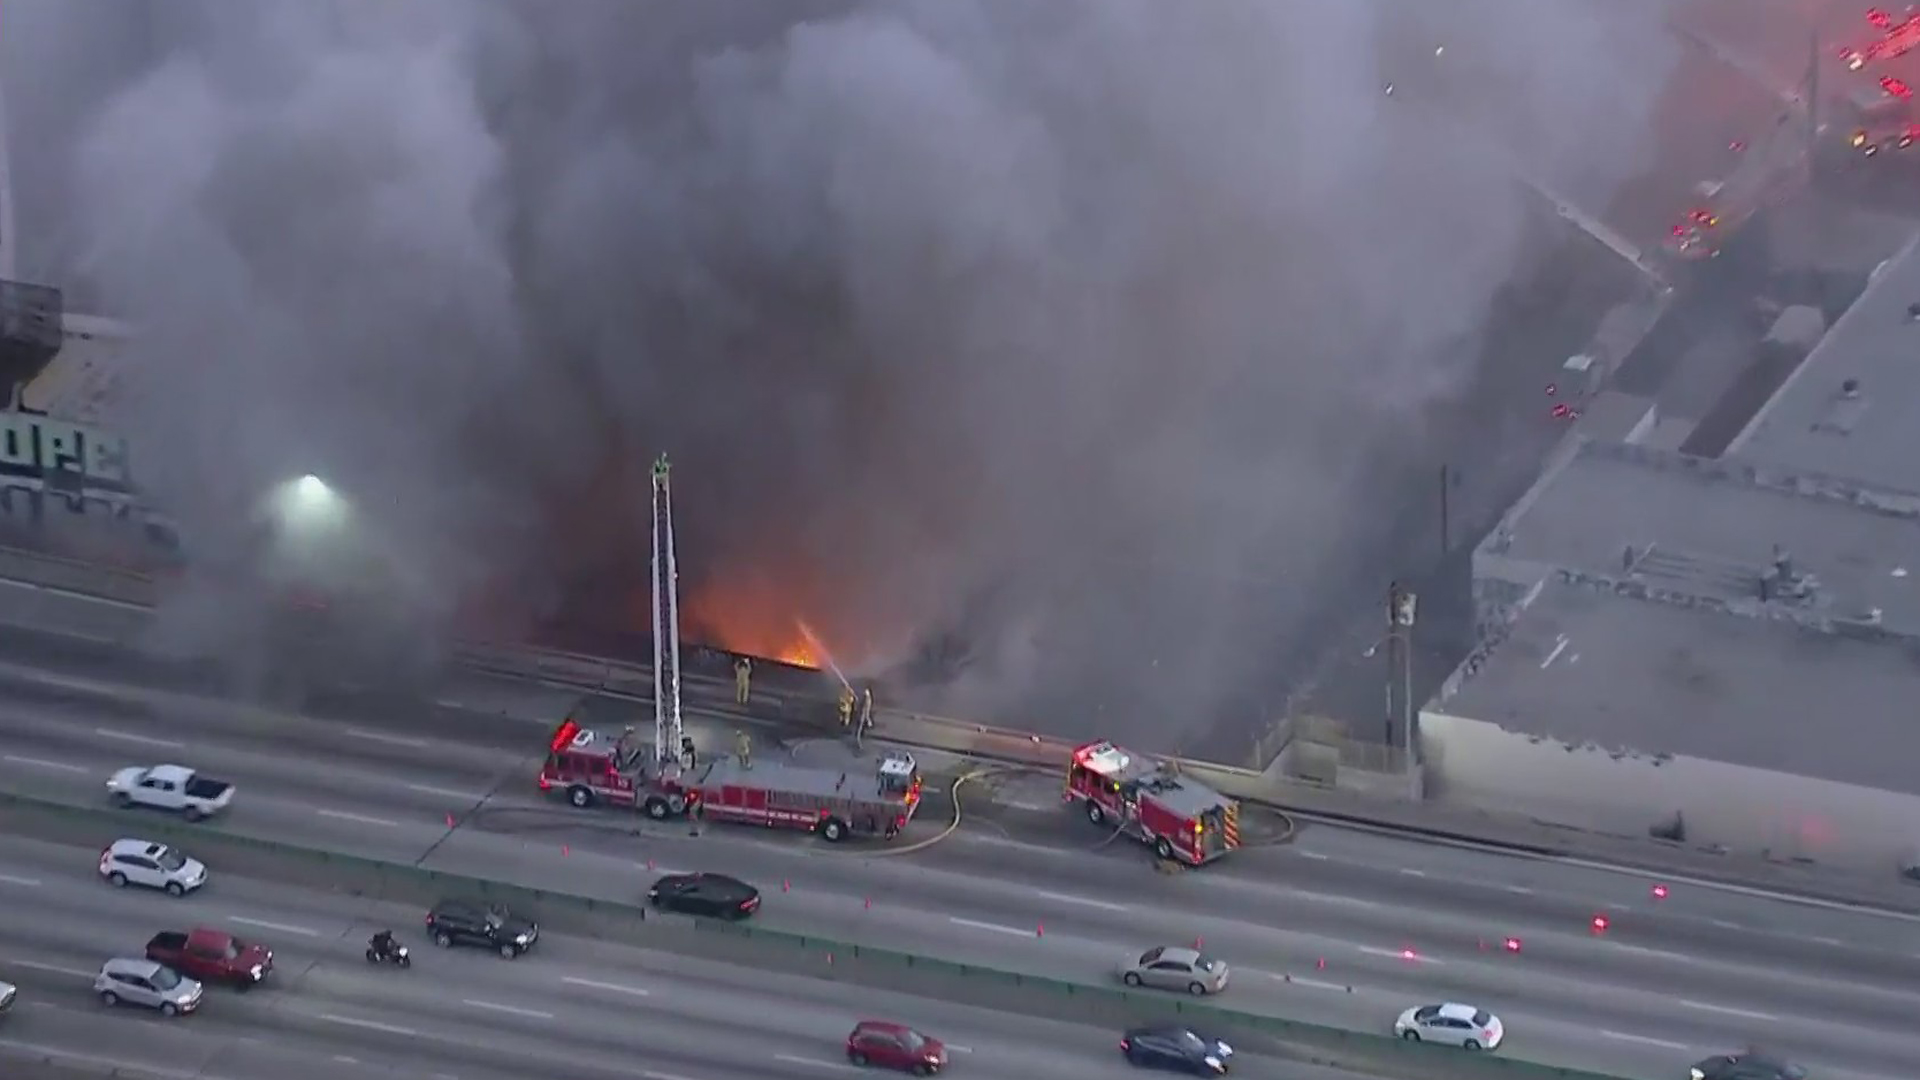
xmin=1118 ymin=945 xmax=1230 ymax=995
xmin=95 ymin=958 xmax=202 ymax=1017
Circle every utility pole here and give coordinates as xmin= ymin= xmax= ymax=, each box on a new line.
xmin=1805 ymin=25 xmax=1820 ymax=163
xmin=1438 ymin=464 xmax=1454 ymax=556
xmin=1384 ymin=581 xmax=1418 ymax=757
xmin=649 ymin=454 xmax=685 ymax=769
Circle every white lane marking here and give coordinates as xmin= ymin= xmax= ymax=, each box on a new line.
xmin=2 ymin=755 xmax=86 ymax=773
xmin=1505 ymin=885 xmax=1534 ymax=895
xmin=10 ymin=960 xmax=95 ymax=978
xmin=407 ymin=783 xmax=479 ymax=800
xmin=1606 ymin=902 xmax=1631 ymax=911
xmin=949 ymin=916 xmax=1035 ymax=938
xmin=562 ymin=976 xmax=651 ymax=997
xmin=315 ymin=809 xmax=401 ymax=828
xmin=320 ymin=1013 xmax=418 ymax=1036
xmin=1540 ymin=635 xmax=1572 ymax=668
xmin=1357 ymin=946 xmax=1443 ymax=965
xmin=333 ymin=1057 xmax=359 ymax=1065
xmin=1610 ymin=943 xmax=1694 ymax=962
xmin=345 ymin=728 xmax=428 ymax=748
xmin=1297 ymin=851 xmax=1330 ymax=860
xmin=1037 ymin=890 xmax=1128 ymax=912
xmin=1601 ymin=1030 xmax=1690 ymax=1050
xmin=1275 ymin=974 xmax=1351 ymax=992
xmin=461 ymin=999 xmax=554 ymax=1020
xmin=94 ymin=727 xmax=186 ymax=749
xmin=944 ymin=1045 xmax=972 ymax=1054
xmin=644 ymin=1072 xmax=701 ymax=1080
xmin=1808 ymin=936 xmax=1843 ymax=946
xmin=1398 ymin=868 xmax=1428 ymax=877
xmin=228 ymin=916 xmax=319 ymax=937
xmin=0 ymin=873 xmax=42 ymax=887
xmin=773 ymin=1054 xmax=854 ymax=1071
xmin=1679 ymin=999 xmax=1775 ymax=1021
xmin=1288 ymin=889 xmax=1379 ymax=909
xmin=1709 ymin=919 xmax=1742 ymax=929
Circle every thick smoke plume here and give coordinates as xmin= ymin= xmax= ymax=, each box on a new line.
xmin=4 ymin=0 xmax=1690 ymax=749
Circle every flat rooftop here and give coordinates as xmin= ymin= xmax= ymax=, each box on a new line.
xmin=1477 ymin=439 xmax=1920 ymax=636
xmin=1728 ymin=232 xmax=1920 ymax=490
xmin=1438 ymin=579 xmax=1920 ymax=795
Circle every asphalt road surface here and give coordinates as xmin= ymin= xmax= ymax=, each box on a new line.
xmin=0 ymin=834 xmax=1396 ymax=1080
xmin=0 ymin=652 xmax=1914 ymax=1080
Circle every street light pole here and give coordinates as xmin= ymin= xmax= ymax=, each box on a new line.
xmin=1384 ymin=581 xmax=1419 ymax=756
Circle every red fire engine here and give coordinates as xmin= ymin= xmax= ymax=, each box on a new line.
xmin=538 ymin=720 xmax=925 ymax=842
xmin=539 ymin=720 xmax=692 ymax=818
xmin=1065 ymin=740 xmax=1241 ymax=866
xmin=686 ymin=749 xmax=924 ymax=842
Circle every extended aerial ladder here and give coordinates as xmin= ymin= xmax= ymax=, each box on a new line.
xmin=651 ymin=454 xmax=686 ymax=767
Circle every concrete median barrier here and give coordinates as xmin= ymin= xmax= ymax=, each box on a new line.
xmin=0 ymin=790 xmax=1634 ymax=1080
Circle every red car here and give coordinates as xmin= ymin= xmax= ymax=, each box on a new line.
xmin=846 ymin=1021 xmax=948 ymax=1075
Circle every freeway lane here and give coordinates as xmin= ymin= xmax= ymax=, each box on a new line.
xmin=0 ymin=837 xmax=1366 ymax=1080
xmin=0 ymin=680 xmax=1916 ymax=1078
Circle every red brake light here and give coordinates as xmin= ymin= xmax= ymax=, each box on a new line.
xmin=1591 ymin=915 xmax=1609 ymax=933
xmin=1504 ymin=936 xmax=1522 ymax=952
xmin=1121 ymin=1040 xmax=1132 ymax=1050
xmin=1650 ymin=883 xmax=1668 ymax=899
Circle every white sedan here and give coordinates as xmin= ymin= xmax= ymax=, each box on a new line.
xmin=1394 ymin=1002 xmax=1504 ymax=1051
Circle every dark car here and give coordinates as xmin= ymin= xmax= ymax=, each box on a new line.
xmin=425 ymin=899 xmax=538 ymax=959
xmin=846 ymin=1020 xmax=947 ymax=1075
xmin=647 ymin=873 xmax=761 ymax=920
xmin=1121 ymin=1025 xmax=1234 ymax=1074
xmin=1691 ymin=1051 xmax=1807 ymax=1080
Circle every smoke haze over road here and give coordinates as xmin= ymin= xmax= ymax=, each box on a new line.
xmin=1 ymin=0 xmax=1710 ymax=749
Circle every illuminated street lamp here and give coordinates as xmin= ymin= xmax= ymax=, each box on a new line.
xmin=273 ymin=473 xmax=349 ymax=533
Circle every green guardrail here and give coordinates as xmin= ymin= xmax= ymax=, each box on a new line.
xmin=0 ymin=790 xmax=1644 ymax=1080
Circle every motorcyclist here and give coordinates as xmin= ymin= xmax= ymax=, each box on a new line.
xmin=369 ymin=929 xmax=396 ymax=958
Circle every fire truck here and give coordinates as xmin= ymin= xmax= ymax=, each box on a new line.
xmin=539 ymin=719 xmax=692 ymax=818
xmin=685 ymin=750 xmax=924 ymax=842
xmin=538 ymin=719 xmax=925 ymax=842
xmin=1065 ymin=741 xmax=1241 ymax=866
xmin=1839 ymin=7 xmax=1920 ymax=72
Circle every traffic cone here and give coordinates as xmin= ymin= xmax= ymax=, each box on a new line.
xmin=863 ymin=897 xmax=872 ymax=910
xmin=561 ymin=845 xmax=570 ymax=856
xmin=782 ymin=879 xmax=790 ymax=893
xmin=1036 ymin=922 xmax=1044 ymax=937
xmin=445 ymin=814 xmax=455 ymax=828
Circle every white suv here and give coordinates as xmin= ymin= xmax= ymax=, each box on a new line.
xmin=99 ymin=839 xmax=207 ymax=896
xmin=94 ymin=958 xmax=202 ymax=1016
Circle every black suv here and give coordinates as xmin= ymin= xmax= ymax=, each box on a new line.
xmin=425 ymin=899 xmax=539 ymax=959
xmin=647 ymin=873 xmax=761 ymax=920
xmin=1691 ymin=1051 xmax=1807 ymax=1080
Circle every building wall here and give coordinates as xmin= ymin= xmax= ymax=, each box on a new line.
xmin=20 ymin=312 xmax=128 ymax=422
xmin=1420 ymin=708 xmax=1920 ymax=868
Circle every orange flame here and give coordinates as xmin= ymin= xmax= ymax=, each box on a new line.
xmin=681 ymin=573 xmax=823 ymax=670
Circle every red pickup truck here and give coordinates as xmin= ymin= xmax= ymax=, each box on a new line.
xmin=145 ymin=928 xmax=273 ymax=989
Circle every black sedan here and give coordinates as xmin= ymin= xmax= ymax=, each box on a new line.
xmin=1120 ymin=1025 xmax=1233 ymax=1074
xmin=647 ymin=872 xmax=761 ymax=920
xmin=1690 ymin=1051 xmax=1807 ymax=1080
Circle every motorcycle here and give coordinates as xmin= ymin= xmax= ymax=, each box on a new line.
xmin=365 ymin=939 xmax=411 ymax=968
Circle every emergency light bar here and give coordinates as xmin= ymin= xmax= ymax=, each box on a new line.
xmin=550 ymin=719 xmax=584 ymax=753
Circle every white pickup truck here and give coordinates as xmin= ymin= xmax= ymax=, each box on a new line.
xmin=107 ymin=765 xmax=235 ymax=821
